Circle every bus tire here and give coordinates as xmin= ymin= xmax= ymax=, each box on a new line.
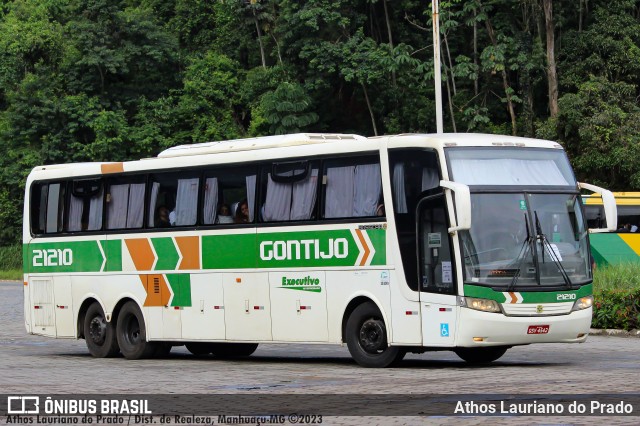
xmin=83 ymin=302 xmax=119 ymax=358
xmin=345 ymin=302 xmax=405 ymax=368
xmin=116 ymin=301 xmax=157 ymax=359
xmin=454 ymin=346 xmax=508 ymax=364
xmin=210 ymin=343 xmax=258 ymax=358
xmin=185 ymin=343 xmax=213 ymax=356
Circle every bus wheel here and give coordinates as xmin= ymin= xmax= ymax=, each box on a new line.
xmin=185 ymin=343 xmax=213 ymax=356
xmin=210 ymin=343 xmax=258 ymax=358
xmin=454 ymin=346 xmax=508 ymax=364
xmin=84 ymin=302 xmax=119 ymax=358
xmin=346 ymin=302 xmax=405 ymax=368
xmin=116 ymin=301 xmax=157 ymax=359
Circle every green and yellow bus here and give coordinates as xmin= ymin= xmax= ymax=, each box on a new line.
xmin=23 ymin=133 xmax=615 ymax=367
xmin=584 ymin=192 xmax=640 ymax=266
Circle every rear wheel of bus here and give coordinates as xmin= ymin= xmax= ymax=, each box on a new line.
xmin=84 ymin=302 xmax=119 ymax=358
xmin=346 ymin=302 xmax=405 ymax=368
xmin=116 ymin=301 xmax=157 ymax=359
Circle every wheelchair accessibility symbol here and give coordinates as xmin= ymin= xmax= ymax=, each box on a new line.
xmin=440 ymin=323 xmax=449 ymax=337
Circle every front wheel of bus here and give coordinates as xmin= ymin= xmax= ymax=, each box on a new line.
xmin=116 ymin=301 xmax=157 ymax=359
xmin=454 ymin=346 xmax=508 ymax=364
xmin=346 ymin=302 xmax=405 ymax=368
xmin=84 ymin=302 xmax=119 ymax=358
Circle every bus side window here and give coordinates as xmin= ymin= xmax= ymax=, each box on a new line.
xmin=203 ymin=167 xmax=257 ymax=225
xmin=68 ymin=179 xmax=103 ymax=232
xmin=30 ymin=183 xmax=48 ymax=235
xmin=30 ymin=182 xmax=67 ymax=235
xmin=322 ymin=158 xmax=382 ymax=219
xmin=106 ymin=177 xmax=146 ymax=230
xmin=261 ymin=161 xmax=319 ymax=222
xmin=148 ymin=171 xmax=200 ymax=228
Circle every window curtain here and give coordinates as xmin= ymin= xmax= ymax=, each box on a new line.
xmin=263 ymin=173 xmax=293 ymax=221
xmin=68 ymin=195 xmax=84 ymax=231
xmin=148 ymin=182 xmax=160 ymax=227
xmin=422 ymin=167 xmax=439 ymax=191
xmin=291 ymin=168 xmax=318 ymax=221
xmin=393 ymin=163 xmax=408 ymax=214
xmin=175 ymin=178 xmax=199 ymax=226
xmin=87 ymin=189 xmax=103 ymax=231
xmin=353 ymin=164 xmax=381 ymax=217
xmin=450 ymin=159 xmax=570 ymax=186
xmin=46 ymin=183 xmax=61 ymax=233
xmin=203 ymin=177 xmax=218 ymax=225
xmin=126 ymin=184 xmax=145 ymax=228
xmin=325 ymin=166 xmax=355 ymax=218
xmin=246 ymin=175 xmax=256 ymax=221
xmin=107 ymin=184 xmax=129 ymax=229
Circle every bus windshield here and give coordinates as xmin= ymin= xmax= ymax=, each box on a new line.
xmin=460 ymin=193 xmax=591 ymax=288
xmin=447 ymin=147 xmax=576 ymax=187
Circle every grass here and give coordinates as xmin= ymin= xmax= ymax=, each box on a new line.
xmin=0 ymin=269 xmax=22 ymax=281
xmin=592 ymin=263 xmax=640 ymax=292
xmin=0 ymin=245 xmax=21 ymax=281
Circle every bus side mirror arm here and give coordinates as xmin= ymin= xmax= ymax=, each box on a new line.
xmin=579 ymin=182 xmax=617 ymax=233
xmin=440 ymin=180 xmax=471 ymax=233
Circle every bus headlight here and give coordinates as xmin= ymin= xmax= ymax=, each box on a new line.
xmin=459 ymin=296 xmax=501 ymax=313
xmin=571 ymin=295 xmax=594 ymax=311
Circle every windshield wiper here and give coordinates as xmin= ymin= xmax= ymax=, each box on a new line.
xmin=534 ymin=211 xmax=573 ymax=289
xmin=507 ymin=213 xmax=532 ymax=291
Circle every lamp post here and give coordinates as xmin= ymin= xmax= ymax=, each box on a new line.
xmin=432 ymin=0 xmax=443 ymax=134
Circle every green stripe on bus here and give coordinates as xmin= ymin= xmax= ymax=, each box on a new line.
xmin=463 ymin=284 xmax=593 ymax=303
xmin=26 ymin=240 xmax=104 ymax=273
xmin=202 ymin=234 xmax=257 ymax=269
xmin=152 ymin=237 xmax=180 ymax=271
xmin=166 ymin=273 xmax=191 ymax=307
xmin=102 ymin=239 xmax=122 ymax=272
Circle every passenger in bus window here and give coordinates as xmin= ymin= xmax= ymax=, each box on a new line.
xmin=216 ymin=204 xmax=234 ymax=224
xmin=617 ymin=223 xmax=631 ymax=233
xmin=235 ymin=199 xmax=250 ymax=223
xmin=157 ymin=206 xmax=171 ymax=228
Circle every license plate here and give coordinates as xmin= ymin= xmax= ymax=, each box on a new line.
xmin=527 ymin=325 xmax=550 ymax=334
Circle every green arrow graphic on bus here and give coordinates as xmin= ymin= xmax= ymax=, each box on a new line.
xmin=151 ymin=237 xmax=180 ymax=271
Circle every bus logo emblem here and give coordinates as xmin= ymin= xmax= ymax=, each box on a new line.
xmin=536 ymin=305 xmax=544 ymax=314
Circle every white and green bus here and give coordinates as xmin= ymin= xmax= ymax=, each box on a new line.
xmin=23 ymin=133 xmax=616 ymax=367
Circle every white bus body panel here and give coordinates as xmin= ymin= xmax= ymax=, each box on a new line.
xmin=269 ymin=271 xmax=328 ymax=342
xmin=181 ymin=273 xmax=225 ymax=340
xmin=421 ymin=293 xmax=459 ymax=347
xmin=223 ymin=272 xmax=272 ymax=341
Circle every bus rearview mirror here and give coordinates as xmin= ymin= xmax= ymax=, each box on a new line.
xmin=440 ymin=180 xmax=471 ymax=233
xmin=579 ymin=182 xmax=617 ymax=233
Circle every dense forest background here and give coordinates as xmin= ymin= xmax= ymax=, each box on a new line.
xmin=1 ymin=0 xmax=640 ymax=246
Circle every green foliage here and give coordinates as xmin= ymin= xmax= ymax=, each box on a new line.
xmin=259 ymin=81 xmax=319 ymax=134
xmin=592 ymin=263 xmax=640 ymax=330
xmin=0 ymin=0 xmax=639 ymax=246
xmin=550 ymin=76 xmax=640 ymax=189
xmin=0 ymin=245 xmax=21 ymax=271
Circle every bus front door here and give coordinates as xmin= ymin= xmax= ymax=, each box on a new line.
xmin=417 ymin=194 xmax=458 ymax=347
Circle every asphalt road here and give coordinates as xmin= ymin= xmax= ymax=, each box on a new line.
xmin=2 ymin=281 xmax=639 ymax=425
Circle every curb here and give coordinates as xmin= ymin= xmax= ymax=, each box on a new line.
xmin=589 ymin=328 xmax=640 ymax=338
